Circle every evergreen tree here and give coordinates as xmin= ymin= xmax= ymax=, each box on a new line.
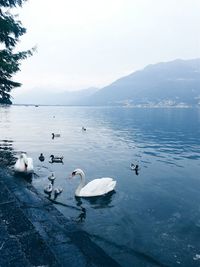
xmin=0 ymin=0 xmax=33 ymax=104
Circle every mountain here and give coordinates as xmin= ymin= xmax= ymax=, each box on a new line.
xmin=13 ymin=59 xmax=200 ymax=107
xmin=13 ymin=87 xmax=99 ymax=105
xmin=87 ymin=59 xmax=200 ymax=107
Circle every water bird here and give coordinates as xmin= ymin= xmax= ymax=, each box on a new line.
xmin=49 ymin=155 xmax=64 ymax=163
xmin=38 ymin=153 xmax=45 ymax=162
xmin=82 ymin=127 xmax=86 ymax=131
xmin=14 ymin=153 xmax=34 ymax=174
xmin=70 ymin=168 xmax=116 ymax=197
xmin=44 ymin=183 xmax=53 ymax=198
xmin=52 ymin=133 xmax=61 ymax=139
xmin=54 ymin=187 xmax=63 ymax=200
xmin=48 ymin=173 xmax=56 ymax=184
xmin=130 ymin=163 xmax=139 ymax=175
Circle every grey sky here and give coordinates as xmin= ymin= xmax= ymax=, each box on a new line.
xmin=13 ymin=0 xmax=200 ymax=95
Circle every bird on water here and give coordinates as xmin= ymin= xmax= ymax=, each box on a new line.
xmin=70 ymin=168 xmax=116 ymax=197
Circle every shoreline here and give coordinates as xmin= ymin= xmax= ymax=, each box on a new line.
xmin=0 ymin=168 xmax=121 ymax=267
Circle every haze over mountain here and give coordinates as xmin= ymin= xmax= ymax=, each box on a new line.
xmin=13 ymin=59 xmax=200 ymax=107
xmin=87 ymin=58 xmax=200 ymax=107
xmin=13 ymin=87 xmax=98 ymax=105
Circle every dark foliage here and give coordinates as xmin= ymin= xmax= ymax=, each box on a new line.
xmin=0 ymin=0 xmax=33 ymax=104
xmin=0 ymin=0 xmax=26 ymax=8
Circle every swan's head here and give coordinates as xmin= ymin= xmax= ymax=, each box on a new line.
xmin=20 ymin=153 xmax=27 ymax=159
xmin=71 ymin=168 xmax=85 ymax=177
xmin=20 ymin=153 xmax=28 ymax=165
xmin=50 ymin=155 xmax=54 ymax=159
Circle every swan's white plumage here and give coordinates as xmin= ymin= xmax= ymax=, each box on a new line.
xmin=80 ymin=178 xmax=116 ymax=197
xmin=72 ymin=169 xmax=116 ymax=197
xmin=14 ymin=153 xmax=33 ymax=173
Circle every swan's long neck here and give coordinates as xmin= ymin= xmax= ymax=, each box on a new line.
xmin=19 ymin=155 xmax=27 ymax=170
xmin=22 ymin=154 xmax=28 ymax=165
xmin=75 ymin=170 xmax=86 ymax=196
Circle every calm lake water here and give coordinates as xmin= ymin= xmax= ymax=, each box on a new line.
xmin=1 ymin=105 xmax=200 ymax=267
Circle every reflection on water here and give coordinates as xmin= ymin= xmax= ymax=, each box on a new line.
xmin=13 ymin=170 xmax=33 ymax=183
xmin=75 ymin=198 xmax=87 ymax=222
xmin=76 ymin=190 xmax=115 ymax=210
xmin=0 ymin=105 xmax=200 ymax=266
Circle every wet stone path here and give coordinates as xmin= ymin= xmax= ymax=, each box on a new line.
xmin=0 ymin=170 xmax=121 ymax=267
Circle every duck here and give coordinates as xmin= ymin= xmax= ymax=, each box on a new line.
xmin=130 ymin=163 xmax=139 ymax=170
xmin=39 ymin=153 xmax=45 ymax=162
xmin=14 ymin=153 xmax=34 ymax=174
xmin=49 ymin=155 xmax=64 ymax=163
xmin=70 ymin=168 xmax=116 ymax=197
xmin=54 ymin=187 xmax=63 ymax=200
xmin=52 ymin=133 xmax=61 ymax=139
xmin=48 ymin=173 xmax=56 ymax=184
xmin=44 ymin=183 xmax=53 ymax=198
xmin=82 ymin=127 xmax=86 ymax=131
xmin=130 ymin=163 xmax=139 ymax=175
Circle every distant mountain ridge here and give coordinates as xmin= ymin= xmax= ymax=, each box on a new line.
xmin=13 ymin=59 xmax=200 ymax=107
xmin=87 ymin=59 xmax=200 ymax=107
xmin=13 ymin=87 xmax=99 ymax=105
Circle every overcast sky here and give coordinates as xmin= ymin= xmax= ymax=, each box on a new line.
xmin=13 ymin=0 xmax=200 ymax=95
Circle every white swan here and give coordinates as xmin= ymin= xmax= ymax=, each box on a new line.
xmin=71 ymin=169 xmax=116 ymax=197
xmin=14 ymin=153 xmax=34 ymax=173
